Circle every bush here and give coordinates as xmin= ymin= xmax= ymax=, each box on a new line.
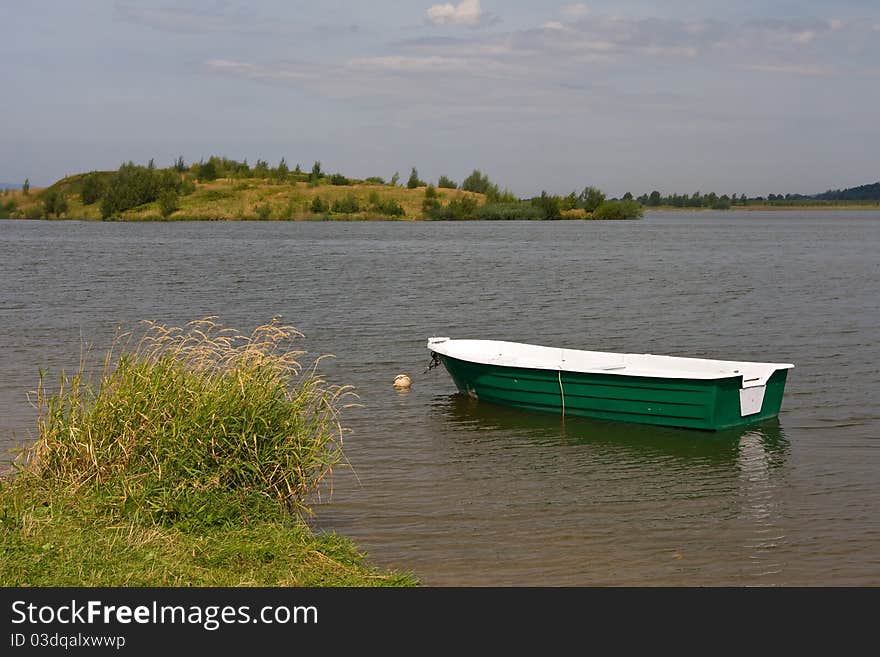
xmin=310 ymin=196 xmax=328 ymax=213
xmin=422 ymin=196 xmax=441 ymax=215
xmin=100 ymin=162 xmax=183 ymax=219
xmin=437 ymin=175 xmax=457 ymax=189
xmin=279 ymin=196 xmax=302 ymax=220
xmin=425 ymin=195 xmax=478 ymax=220
xmin=591 ymin=199 xmax=643 ymax=220
xmin=711 ymin=195 xmax=732 ymax=210
xmin=43 ymin=190 xmax=68 ymax=218
xmin=579 ymin=186 xmax=606 ymax=212
xmin=364 ymin=176 xmax=385 ymax=185
xmin=80 ymin=173 xmax=106 ymax=205
xmin=23 ymin=204 xmax=43 ymax=219
xmin=331 ymin=194 xmax=360 ymax=214
xmin=475 ymin=203 xmax=544 ymax=220
xmin=0 ymin=199 xmax=17 ymax=216
xmin=254 ymin=203 xmax=272 ymax=220
xmin=197 ymin=160 xmax=218 ymax=182
xmin=20 ymin=318 xmax=351 ymax=524
xmin=461 ymin=170 xmax=492 ymax=194
xmin=329 ymin=173 xmax=350 ymax=186
xmin=372 ymin=198 xmax=405 ymax=217
xmin=531 ymin=191 xmax=561 ymax=220
xmin=158 ymin=189 xmax=179 ymax=218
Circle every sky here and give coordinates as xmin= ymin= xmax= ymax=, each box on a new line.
xmin=1 ymin=0 xmax=878 ymax=196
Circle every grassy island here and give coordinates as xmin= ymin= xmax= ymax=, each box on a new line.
xmin=0 ymin=157 xmax=643 ymax=221
xmin=0 ymin=318 xmax=416 ymax=586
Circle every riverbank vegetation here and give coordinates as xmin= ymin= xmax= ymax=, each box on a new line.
xmin=1 ymin=156 xmax=642 ymax=221
xmin=634 ymin=187 xmax=880 ymax=210
xmin=0 ymin=318 xmax=415 ymax=586
xmin=5 ymin=156 xmax=876 ymax=221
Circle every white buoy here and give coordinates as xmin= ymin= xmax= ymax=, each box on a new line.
xmin=393 ymin=374 xmax=412 ymax=390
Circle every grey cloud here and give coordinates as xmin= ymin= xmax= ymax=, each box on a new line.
xmin=114 ymin=1 xmax=262 ymax=34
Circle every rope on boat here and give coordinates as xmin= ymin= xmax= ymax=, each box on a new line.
xmin=558 ymin=369 xmax=565 ymax=417
xmin=424 ymin=351 xmax=442 ymax=374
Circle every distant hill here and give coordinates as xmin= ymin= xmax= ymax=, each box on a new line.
xmin=0 ymin=182 xmax=22 ymax=190
xmin=815 ymin=181 xmax=880 ymax=201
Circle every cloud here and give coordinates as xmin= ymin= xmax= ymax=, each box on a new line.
xmin=204 ymin=59 xmax=317 ymax=83
xmin=115 ymin=1 xmax=360 ymax=39
xmin=425 ymin=0 xmax=485 ymax=27
xmin=347 ymin=56 xmax=472 ymax=73
xmin=115 ymin=1 xmax=259 ymax=34
xmin=561 ymin=3 xmax=589 ymax=19
xmin=749 ymin=63 xmax=834 ymax=76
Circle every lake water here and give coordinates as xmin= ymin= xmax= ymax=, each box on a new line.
xmin=1 ymin=212 xmax=878 ymax=585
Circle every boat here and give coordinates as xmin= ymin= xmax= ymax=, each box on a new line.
xmin=427 ymin=338 xmax=793 ymax=431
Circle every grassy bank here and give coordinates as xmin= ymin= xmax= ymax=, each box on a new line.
xmin=0 ymin=318 xmax=416 ymax=586
xmin=2 ymin=174 xmax=486 ymax=221
xmin=0 ymin=161 xmax=644 ymax=221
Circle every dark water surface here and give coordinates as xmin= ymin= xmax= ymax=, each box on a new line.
xmin=1 ymin=212 xmax=878 ymax=585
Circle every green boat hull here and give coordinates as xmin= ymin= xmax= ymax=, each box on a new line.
xmin=438 ymin=354 xmax=789 ymax=431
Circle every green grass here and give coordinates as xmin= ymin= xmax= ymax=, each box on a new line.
xmin=1 ymin=317 xmax=416 ymax=586
xmin=0 ymin=479 xmax=413 ymax=586
xmin=6 ymin=175 xmax=486 ymax=221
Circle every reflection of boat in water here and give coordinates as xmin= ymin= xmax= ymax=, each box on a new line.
xmin=428 ymin=337 xmax=793 ymax=431
xmin=434 ymin=392 xmax=789 ymax=464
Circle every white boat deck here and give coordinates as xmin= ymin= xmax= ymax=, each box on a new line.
xmin=427 ymin=338 xmax=793 ymax=388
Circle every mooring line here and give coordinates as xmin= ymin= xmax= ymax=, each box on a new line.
xmin=558 ymin=369 xmax=565 ymax=418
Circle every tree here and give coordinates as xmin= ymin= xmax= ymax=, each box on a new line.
xmin=310 ymin=161 xmax=323 ymax=181
xmin=197 ymin=160 xmax=218 ymax=182
xmin=158 ymin=189 xmax=179 ymax=218
xmin=461 ymin=169 xmax=492 ymax=194
xmin=438 ymin=175 xmax=457 ymax=189
xmin=43 ymin=190 xmax=68 ymax=217
xmin=622 ymin=192 xmax=633 ymax=201
xmin=173 ymin=156 xmax=186 ymax=172
xmin=592 ymin=200 xmax=643 ymax=220
xmin=712 ymin=194 xmax=731 ymax=210
xmin=407 ymin=167 xmax=423 ymax=189
xmin=81 ymin=173 xmax=105 ymax=205
xmin=579 ymin=186 xmax=606 ymax=212
xmin=100 ymin=161 xmax=183 ymax=219
xmin=22 ymin=178 xmax=29 ymax=195
xmin=422 ymin=184 xmax=441 ymax=214
xmin=275 ymin=158 xmax=289 ymax=182
xmin=331 ymin=194 xmax=360 ymax=214
xmin=531 ymin=191 xmax=561 ymax=220
xmin=561 ymin=192 xmax=579 ymax=211
xmin=390 ymin=171 xmax=400 ymax=187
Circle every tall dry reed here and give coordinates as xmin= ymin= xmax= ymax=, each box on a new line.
xmin=22 ymin=317 xmax=352 ymax=526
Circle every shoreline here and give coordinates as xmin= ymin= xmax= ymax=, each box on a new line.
xmin=646 ymin=204 xmax=880 ymax=212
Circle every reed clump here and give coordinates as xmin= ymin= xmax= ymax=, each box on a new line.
xmin=20 ymin=317 xmax=352 ymax=528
